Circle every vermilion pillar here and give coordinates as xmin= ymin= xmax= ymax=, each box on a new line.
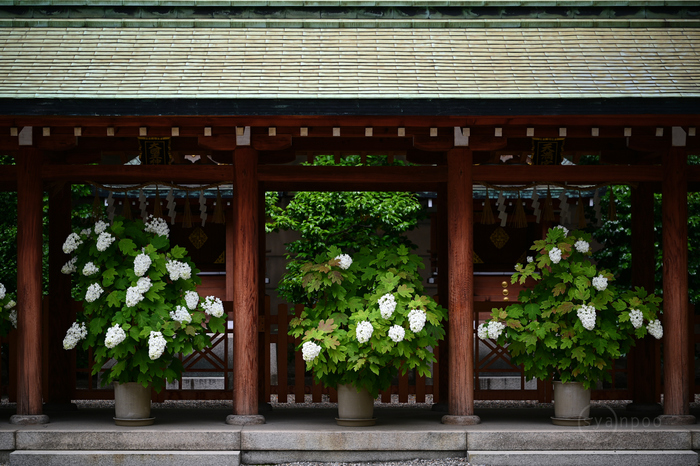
xmin=227 ymin=146 xmax=265 ymax=425
xmin=658 ymin=147 xmax=695 ymax=425
xmin=13 ymin=145 xmax=49 ymax=424
xmin=442 ymin=148 xmax=480 ymax=425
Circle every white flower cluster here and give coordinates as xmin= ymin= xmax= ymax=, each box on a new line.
xmin=104 ymin=323 xmax=126 ymax=349
xmin=592 ymin=275 xmax=608 ymax=291
xmin=302 ymin=340 xmax=322 ymax=361
xmin=125 ymin=286 xmax=145 ymax=307
xmin=94 ymin=220 xmax=109 ymax=235
xmin=148 ymin=331 xmax=167 ymax=360
xmin=202 ymin=296 xmax=224 ymax=317
xmin=144 ymin=215 xmax=170 ymax=238
xmin=378 ymin=293 xmax=397 ymax=319
xmin=134 ymin=253 xmax=152 ymax=277
xmin=477 ymin=321 xmax=506 ymax=340
xmin=80 ymin=228 xmax=92 ymax=237
xmin=647 ymin=319 xmax=663 ymax=340
xmin=63 ymin=322 xmax=88 ymax=350
xmin=408 ymin=309 xmax=427 ymax=333
xmin=549 ymin=247 xmax=562 ymax=264
xmin=82 ymin=262 xmax=99 ymax=276
xmin=356 ymin=321 xmax=373 ymax=343
xmin=527 ymin=256 xmax=533 ymax=263
xmin=334 ymin=254 xmax=353 ymax=270
xmin=629 ymin=309 xmax=644 ymax=329
xmin=555 ymin=225 xmax=569 ymax=236
xmin=4 ymin=299 xmax=14 ymax=310
xmin=166 ymin=260 xmax=191 ymax=281
xmin=184 ymin=291 xmax=199 ymax=310
xmin=577 ymin=304 xmax=596 ymax=330
xmin=85 ymin=283 xmax=104 ymax=303
xmin=574 ymin=240 xmax=590 ymax=254
xmin=137 ymin=277 xmax=152 ymax=293
xmin=62 ymin=233 xmax=83 ymax=254
xmin=0 ymin=283 xmax=4 ymax=300
xmin=388 ymin=325 xmax=405 ymax=343
xmin=170 ymin=305 xmax=192 ymax=324
xmin=8 ymin=310 xmax=16 ymax=329
xmin=96 ymin=232 xmax=116 ymax=252
xmin=61 ymin=257 xmax=77 ymax=274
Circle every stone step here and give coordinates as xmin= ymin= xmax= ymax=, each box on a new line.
xmin=467 ymin=450 xmax=698 ymax=466
xmin=9 ymin=450 xmax=240 ymax=466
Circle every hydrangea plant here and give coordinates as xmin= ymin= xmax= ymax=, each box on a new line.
xmin=0 ymin=282 xmax=17 ymax=336
xmin=289 ymin=244 xmax=447 ymax=398
xmin=61 ymin=216 xmax=226 ymax=392
xmin=478 ymin=226 xmax=663 ymax=390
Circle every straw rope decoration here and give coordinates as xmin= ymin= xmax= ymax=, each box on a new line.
xmin=608 ymin=188 xmax=617 ymax=221
xmin=212 ymin=187 xmax=225 ymax=224
xmin=543 ymin=187 xmax=556 ymax=223
xmin=153 ymin=186 xmax=163 ymax=219
xmin=576 ymin=190 xmax=587 ymax=229
xmin=121 ymin=193 xmax=133 ymax=220
xmin=481 ymin=188 xmax=496 ymax=225
xmin=511 ymin=191 xmax=527 ymax=228
xmin=91 ymin=190 xmax=102 ymax=221
xmin=182 ymin=192 xmax=193 ymax=228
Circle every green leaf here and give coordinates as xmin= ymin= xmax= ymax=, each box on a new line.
xmin=118 ymin=238 xmax=137 ymax=256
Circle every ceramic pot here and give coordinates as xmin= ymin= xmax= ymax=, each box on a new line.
xmin=114 ymin=382 xmax=154 ymax=426
xmin=336 ymin=384 xmax=376 ymax=426
xmin=552 ymin=381 xmax=591 ymax=426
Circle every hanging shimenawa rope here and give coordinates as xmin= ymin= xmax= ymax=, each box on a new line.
xmin=212 ymin=187 xmax=225 ymax=224
xmin=121 ymin=193 xmax=133 ymax=220
xmin=543 ymin=187 xmax=556 ymax=223
xmin=182 ymin=192 xmax=193 ymax=228
xmin=608 ymin=187 xmax=618 ymax=221
xmin=91 ymin=190 xmax=102 ymax=221
xmin=153 ymin=186 xmax=163 ymax=219
xmin=577 ymin=190 xmax=587 ymax=229
xmin=511 ymin=191 xmax=528 ymax=228
xmin=481 ymin=188 xmax=496 ymax=225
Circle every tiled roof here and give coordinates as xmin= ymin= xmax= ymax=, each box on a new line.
xmin=0 ymin=27 xmax=698 ymax=99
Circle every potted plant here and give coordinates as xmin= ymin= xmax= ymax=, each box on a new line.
xmin=289 ymin=244 xmax=447 ymax=426
xmin=478 ymin=226 xmax=663 ymax=426
xmin=61 ymin=216 xmax=227 ymax=425
xmin=0 ymin=282 xmax=17 ymax=336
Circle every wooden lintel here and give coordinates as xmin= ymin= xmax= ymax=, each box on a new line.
xmin=35 ymin=135 xmax=78 ymax=152
xmin=197 ymin=135 xmax=237 ymax=151
xmin=413 ymin=135 xmax=454 ymax=152
xmin=626 ymin=136 xmax=673 ymax=153
xmin=40 ymin=165 xmax=233 ymax=183
xmin=473 ymin=165 xmax=663 ymax=184
xmin=468 ymin=135 xmax=509 ymax=151
xmin=252 ymin=134 xmax=292 ymax=152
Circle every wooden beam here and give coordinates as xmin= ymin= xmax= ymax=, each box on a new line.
xmin=660 ymin=148 xmax=693 ymax=422
xmin=197 ymin=135 xmax=237 ymax=151
xmin=15 ymin=147 xmax=45 ymax=419
xmin=252 ymin=134 xmax=292 ymax=152
xmin=40 ymin=165 xmax=234 ymax=183
xmin=473 ymin=165 xmax=663 ymax=183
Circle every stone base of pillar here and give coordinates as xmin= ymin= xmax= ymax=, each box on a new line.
xmin=226 ymin=414 xmax=266 ymax=425
xmin=431 ymin=402 xmax=448 ymax=413
xmin=657 ymin=414 xmax=696 ymax=425
xmin=626 ymin=402 xmax=662 ymax=415
xmin=441 ymin=415 xmax=481 ymax=425
xmin=10 ymin=414 xmax=49 ymax=425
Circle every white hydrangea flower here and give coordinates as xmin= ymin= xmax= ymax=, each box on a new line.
xmin=202 ymin=296 xmax=224 ymax=317
xmin=388 ymin=325 xmax=405 ymax=343
xmin=125 ymin=286 xmax=144 ymax=307
xmin=555 ymin=225 xmax=569 ymax=237
xmin=61 ymin=257 xmax=78 ymax=275
xmin=0 ymin=283 xmax=4 ymax=300
xmin=378 ymin=293 xmax=397 ymax=319
xmin=574 ymin=240 xmax=590 ymax=254
xmin=144 ymin=215 xmax=170 ymax=238
xmin=592 ymin=275 xmax=608 ymax=291
xmin=302 ymin=340 xmax=322 ymax=362
xmin=85 ymin=283 xmax=104 ymax=303
xmin=477 ymin=322 xmax=489 ymax=340
xmin=170 ymin=305 xmax=192 ymax=324
xmin=8 ymin=310 xmax=16 ymax=329
xmin=647 ymin=319 xmax=663 ymax=340
xmin=549 ymin=247 xmax=562 ymax=264
xmin=4 ymin=299 xmax=15 ymax=310
xmin=63 ymin=322 xmax=88 ymax=350
xmin=527 ymin=256 xmax=533 ymax=263
xmin=104 ymin=323 xmax=126 ymax=349
xmin=82 ymin=262 xmax=99 ymax=277
xmin=136 ymin=277 xmax=152 ymax=294
xmin=62 ymin=232 xmax=83 ymax=254
xmin=577 ymin=304 xmax=596 ymax=331
xmin=487 ymin=321 xmax=506 ymax=339
xmin=148 ymin=331 xmax=167 ymax=360
xmin=80 ymin=228 xmax=92 ymax=237
xmin=629 ymin=309 xmax=644 ymax=329
xmin=408 ymin=309 xmax=427 ymax=333
xmin=165 ymin=260 xmax=191 ymax=281
xmin=334 ymin=254 xmax=352 ymax=270
xmin=356 ymin=321 xmax=373 ymax=343
xmin=94 ymin=220 xmax=109 ymax=235
xmin=134 ymin=253 xmax=152 ymax=277
xmin=184 ymin=291 xmax=199 ymax=310
xmin=96 ymin=232 xmax=115 ymax=252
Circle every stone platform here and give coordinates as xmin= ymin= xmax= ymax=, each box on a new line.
xmin=0 ymin=405 xmax=698 ymax=465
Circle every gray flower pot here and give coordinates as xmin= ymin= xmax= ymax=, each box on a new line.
xmin=552 ymin=381 xmax=591 ymax=426
xmin=336 ymin=384 xmax=376 ymax=426
xmin=114 ymin=382 xmax=154 ymax=426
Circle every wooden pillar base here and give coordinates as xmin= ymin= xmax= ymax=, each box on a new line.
xmin=226 ymin=414 xmax=266 ymax=425
xmin=657 ymin=414 xmax=696 ymax=425
xmin=10 ymin=414 xmax=49 ymax=425
xmin=441 ymin=415 xmax=481 ymax=425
